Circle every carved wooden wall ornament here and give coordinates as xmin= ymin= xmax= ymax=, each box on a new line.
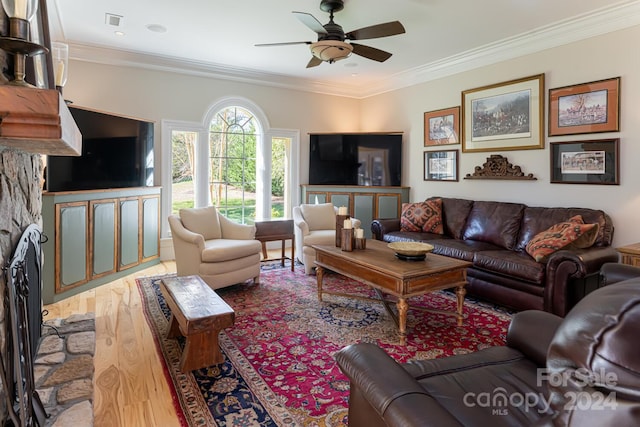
xmin=464 ymin=154 xmax=536 ymax=180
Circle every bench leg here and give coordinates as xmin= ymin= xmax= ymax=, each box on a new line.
xmin=180 ymin=329 xmax=224 ymax=372
xmin=167 ymin=314 xmax=181 ymax=338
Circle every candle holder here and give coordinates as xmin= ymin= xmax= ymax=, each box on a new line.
xmin=0 ymin=0 xmax=48 ymax=86
xmin=354 ymin=237 xmax=366 ymax=250
xmin=341 ymin=228 xmax=354 ymax=252
xmin=335 ymin=214 xmax=350 ymax=247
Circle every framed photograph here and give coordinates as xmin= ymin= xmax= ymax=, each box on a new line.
xmin=461 ymin=74 xmax=544 ymax=153
xmin=424 ymin=150 xmax=458 ymax=181
xmin=548 ymin=77 xmax=620 ymax=136
xmin=424 ymin=106 xmax=459 ymax=146
xmin=550 ymin=139 xmax=619 ymax=185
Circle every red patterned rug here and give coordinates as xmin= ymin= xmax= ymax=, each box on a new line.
xmin=137 ymin=265 xmax=512 ymax=426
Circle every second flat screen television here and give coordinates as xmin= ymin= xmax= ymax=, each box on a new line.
xmin=309 ymin=133 xmax=402 ymax=186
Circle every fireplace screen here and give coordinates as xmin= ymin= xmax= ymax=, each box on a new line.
xmin=1 ymin=224 xmax=47 ymax=426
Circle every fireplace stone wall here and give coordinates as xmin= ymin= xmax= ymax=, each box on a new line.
xmin=0 ymin=148 xmax=44 ymax=422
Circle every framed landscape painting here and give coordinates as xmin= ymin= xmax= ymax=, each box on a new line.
xmin=424 ymin=106 xmax=459 ymax=146
xmin=550 ymin=139 xmax=619 ymax=185
xmin=548 ymin=77 xmax=620 ymax=136
xmin=461 ymin=74 xmax=545 ymax=153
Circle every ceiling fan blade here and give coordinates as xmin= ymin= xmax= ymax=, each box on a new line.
xmin=293 ymin=11 xmax=328 ymax=35
xmin=350 ymin=43 xmax=393 ymax=62
xmin=306 ymin=56 xmax=323 ymax=68
xmin=346 ymin=21 xmax=405 ymax=40
xmin=255 ymin=41 xmax=312 ymax=47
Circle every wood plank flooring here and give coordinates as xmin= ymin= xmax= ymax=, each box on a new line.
xmin=43 ymin=261 xmax=182 ymax=427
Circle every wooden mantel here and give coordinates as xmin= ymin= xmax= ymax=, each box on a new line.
xmin=0 ymin=85 xmax=82 ymax=156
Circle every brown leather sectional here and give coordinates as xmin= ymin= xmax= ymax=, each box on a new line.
xmin=335 ymin=263 xmax=640 ymax=427
xmin=371 ymin=197 xmax=619 ymax=316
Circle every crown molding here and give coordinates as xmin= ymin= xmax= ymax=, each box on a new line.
xmin=67 ymin=1 xmax=640 ymax=99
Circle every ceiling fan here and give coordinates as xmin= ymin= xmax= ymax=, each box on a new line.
xmin=255 ymin=0 xmax=406 ymax=68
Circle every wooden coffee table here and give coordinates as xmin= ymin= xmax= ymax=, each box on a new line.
xmin=313 ymin=239 xmax=471 ymax=342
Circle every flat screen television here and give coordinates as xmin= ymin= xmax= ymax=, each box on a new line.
xmin=309 ymin=133 xmax=402 ymax=186
xmin=45 ymin=106 xmax=154 ymax=192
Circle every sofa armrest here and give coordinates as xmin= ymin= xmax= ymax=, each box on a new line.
xmin=544 ymin=246 xmax=620 ymax=316
xmin=292 ymin=207 xmax=310 ymax=236
xmin=168 ymin=215 xmax=206 ymax=250
xmin=506 ymin=310 xmax=562 ymax=366
xmin=335 ymin=343 xmax=460 ymax=427
xmin=600 ymin=262 xmax=640 ymax=286
xmin=219 ymin=214 xmax=256 ymax=239
xmin=371 ymin=218 xmax=401 ymax=241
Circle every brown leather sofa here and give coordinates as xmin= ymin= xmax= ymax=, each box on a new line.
xmin=335 ymin=263 xmax=640 ymax=427
xmin=371 ymin=197 xmax=619 ymax=316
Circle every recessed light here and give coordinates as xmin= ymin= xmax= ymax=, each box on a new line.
xmin=351 ymin=73 xmax=359 ymax=77
xmin=114 ymin=31 xmax=125 ymax=36
xmin=146 ymin=24 xmax=167 ymax=33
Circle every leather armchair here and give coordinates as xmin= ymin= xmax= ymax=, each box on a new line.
xmin=293 ymin=203 xmax=361 ymax=274
xmin=168 ymin=206 xmax=263 ymax=289
xmin=335 ymin=262 xmax=640 ymax=427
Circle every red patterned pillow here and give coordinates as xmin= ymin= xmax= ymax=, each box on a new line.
xmin=526 ymin=215 xmax=599 ymax=262
xmin=400 ymin=198 xmax=443 ymax=234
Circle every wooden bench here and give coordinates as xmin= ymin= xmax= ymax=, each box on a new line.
xmin=160 ymin=275 xmax=235 ymax=372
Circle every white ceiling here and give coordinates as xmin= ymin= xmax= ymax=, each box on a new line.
xmin=47 ymin=0 xmax=640 ymax=98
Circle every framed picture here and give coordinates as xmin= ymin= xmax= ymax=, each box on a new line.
xmin=548 ymin=77 xmax=620 ymax=136
xmin=424 ymin=106 xmax=460 ymax=146
xmin=424 ymin=150 xmax=458 ymax=181
xmin=461 ymin=74 xmax=545 ymax=153
xmin=550 ymin=139 xmax=619 ymax=185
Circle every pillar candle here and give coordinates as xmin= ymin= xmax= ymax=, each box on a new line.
xmin=343 ymin=219 xmax=352 ymax=229
xmin=355 ymin=228 xmax=364 ymax=239
xmin=338 ymin=206 xmax=347 ymax=215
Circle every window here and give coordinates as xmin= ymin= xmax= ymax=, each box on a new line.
xmin=170 ymin=130 xmax=197 ymax=214
xmin=209 ymin=107 xmax=257 ymax=224
xmin=161 ymin=97 xmax=300 ymax=239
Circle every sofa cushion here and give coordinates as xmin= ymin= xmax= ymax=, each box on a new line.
xmin=515 ymin=207 xmax=611 ymax=251
xmin=301 ymin=203 xmax=336 ymax=231
xmin=179 ymin=206 xmax=222 ymax=240
xmin=473 ymin=250 xmax=546 ymax=285
xmin=383 ymin=231 xmax=452 ymax=244
xmin=400 ymin=199 xmax=443 ymax=234
xmin=525 ymin=215 xmax=599 ymax=262
xmin=440 ymin=197 xmax=474 ymax=239
xmin=462 ymin=201 xmax=525 ymax=250
xmin=201 ymin=238 xmax=262 ymax=262
xmin=430 ymin=239 xmax=503 ymax=262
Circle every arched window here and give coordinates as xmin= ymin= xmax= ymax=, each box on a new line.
xmin=161 ymin=97 xmax=300 ymax=238
xmin=209 ymin=106 xmax=257 ymax=224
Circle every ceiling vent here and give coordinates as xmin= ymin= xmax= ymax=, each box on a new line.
xmin=105 ymin=13 xmax=123 ymax=27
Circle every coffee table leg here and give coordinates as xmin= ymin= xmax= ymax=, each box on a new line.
xmin=456 ymin=285 xmax=466 ymax=326
xmin=397 ymin=298 xmax=408 ymax=344
xmin=316 ymin=266 xmax=324 ymax=302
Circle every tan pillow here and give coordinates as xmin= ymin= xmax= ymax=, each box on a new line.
xmin=300 ymin=203 xmax=336 ymax=231
xmin=179 ymin=206 xmax=222 ymax=240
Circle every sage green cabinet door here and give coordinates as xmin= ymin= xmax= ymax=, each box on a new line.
xmin=91 ymin=200 xmax=117 ymax=277
xmin=354 ymin=194 xmax=375 ymax=238
xmin=142 ymin=196 xmax=159 ymax=260
xmin=58 ymin=203 xmax=88 ymax=289
xmin=377 ymin=195 xmax=401 ymax=219
xmin=329 ymin=194 xmax=351 ymax=212
xmin=119 ymin=198 xmax=140 ymax=269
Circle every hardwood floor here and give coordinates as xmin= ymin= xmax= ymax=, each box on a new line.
xmin=43 ymin=260 xmax=182 ymax=427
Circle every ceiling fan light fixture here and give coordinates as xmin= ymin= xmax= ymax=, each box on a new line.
xmin=310 ymin=40 xmax=353 ymax=63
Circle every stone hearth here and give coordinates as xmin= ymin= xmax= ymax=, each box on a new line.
xmin=35 ymin=313 xmax=95 ymax=427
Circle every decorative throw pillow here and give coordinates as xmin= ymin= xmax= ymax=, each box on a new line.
xmin=400 ymin=198 xmax=443 ymax=234
xmin=526 ymin=215 xmax=599 ymax=262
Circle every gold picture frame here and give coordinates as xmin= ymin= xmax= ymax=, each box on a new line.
xmin=462 ymin=74 xmax=545 ymax=153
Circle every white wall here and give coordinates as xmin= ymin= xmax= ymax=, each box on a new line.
xmin=63 ymin=61 xmax=362 ymax=191
xmin=361 ymin=25 xmax=640 ymax=248
xmin=63 ymin=24 xmax=640 ymax=249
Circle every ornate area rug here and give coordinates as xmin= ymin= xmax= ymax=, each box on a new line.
xmin=137 ymin=264 xmax=512 ymax=426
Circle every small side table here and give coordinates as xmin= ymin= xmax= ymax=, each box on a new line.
xmin=616 ymin=243 xmax=640 ymax=267
xmin=255 ymin=219 xmax=295 ymax=271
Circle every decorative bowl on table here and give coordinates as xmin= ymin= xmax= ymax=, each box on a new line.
xmin=387 ymin=242 xmax=434 ymax=261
